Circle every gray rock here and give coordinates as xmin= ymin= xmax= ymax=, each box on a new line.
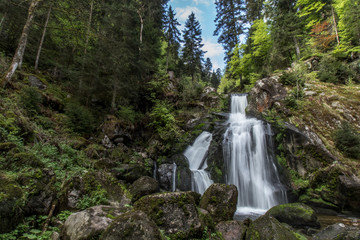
xmin=29 ymin=75 xmax=46 ymax=89
xmin=313 ymin=223 xmax=360 ymax=240
xmin=215 ymin=220 xmax=248 ymax=240
xmin=305 ymin=91 xmax=317 ymax=96
xmin=61 ymin=205 xmax=126 ymax=240
xmin=129 ymin=176 xmax=159 ymax=202
xmin=101 ymin=210 xmax=163 ymax=240
xmin=157 ymin=163 xmax=175 ymax=191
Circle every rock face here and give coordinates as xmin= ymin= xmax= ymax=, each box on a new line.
xmin=101 ymin=210 xmax=163 ymax=240
xmin=265 ymin=203 xmax=320 ymax=229
xmin=313 ymin=223 xmax=360 ymax=240
xmin=199 ymin=183 xmax=238 ymax=224
xmin=157 ymin=163 xmax=176 ymax=191
xmin=134 ymin=192 xmax=202 ymax=238
xmin=129 ymin=176 xmax=159 ymax=202
xmin=215 ymin=220 xmax=248 ymax=240
xmin=28 ymin=75 xmax=46 ymax=89
xmin=112 ymin=164 xmax=151 ymax=183
xmin=245 ymin=214 xmax=299 ymax=240
xmin=247 ymin=76 xmax=287 ymax=118
xmin=339 ymin=174 xmax=360 ymax=211
xmin=61 ymin=205 xmax=126 ymax=240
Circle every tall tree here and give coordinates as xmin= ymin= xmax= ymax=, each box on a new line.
xmin=4 ymin=0 xmax=42 ymax=84
xmin=35 ymin=3 xmax=52 ymax=70
xmin=214 ymin=0 xmax=246 ymax=62
xmin=202 ymin=57 xmax=213 ymax=83
xmin=182 ymin=12 xmax=205 ymax=81
xmin=164 ymin=6 xmax=181 ymax=71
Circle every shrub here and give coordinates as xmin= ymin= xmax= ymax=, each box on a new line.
xmin=65 ymin=101 xmax=94 ymax=134
xmin=334 ymin=122 xmax=360 ymax=159
xmin=117 ymin=106 xmax=139 ymax=124
xmin=318 ymin=54 xmax=355 ymax=84
xmin=19 ymin=86 xmax=42 ymax=114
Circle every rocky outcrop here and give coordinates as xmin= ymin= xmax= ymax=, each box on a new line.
xmin=134 ymin=192 xmax=202 ymax=238
xmin=101 ymin=210 xmax=163 ymax=240
xmin=129 ymin=176 xmax=159 ymax=202
xmin=265 ymin=203 xmax=320 ymax=229
xmin=245 ymin=214 xmax=301 ymax=240
xmin=112 ymin=164 xmax=151 ymax=183
xmin=61 ymin=205 xmax=126 ymax=240
xmin=157 ymin=163 xmax=176 ymax=191
xmin=100 ymin=115 xmax=133 ymax=148
xmin=28 ymin=75 xmax=47 ymax=89
xmin=313 ymin=223 xmax=360 ymax=240
xmin=215 ymin=220 xmax=249 ymax=240
xmin=339 ymin=174 xmax=360 ymax=211
xmin=199 ymin=183 xmax=238 ymax=224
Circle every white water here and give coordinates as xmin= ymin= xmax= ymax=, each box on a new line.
xmin=223 ymin=95 xmax=287 ymax=215
xmin=172 ymin=162 xmax=177 ymax=192
xmin=184 ymin=131 xmax=214 ymax=194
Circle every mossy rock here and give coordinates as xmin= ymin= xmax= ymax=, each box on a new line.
xmin=265 ymin=203 xmax=320 ymax=229
xmin=0 ymin=172 xmax=24 ymax=233
xmin=129 ymin=176 xmax=160 ymax=202
xmin=100 ymin=210 xmax=163 ymax=240
xmin=5 ymin=152 xmax=44 ymax=170
xmin=112 ymin=164 xmax=151 ymax=183
xmin=199 ymin=183 xmax=238 ymax=224
xmin=0 ymin=142 xmax=17 ymax=152
xmin=215 ymin=220 xmax=248 ymax=240
xmin=134 ymin=192 xmax=202 ymax=239
xmin=245 ymin=214 xmax=302 ymax=240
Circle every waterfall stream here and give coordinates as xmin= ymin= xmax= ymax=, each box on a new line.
xmin=184 ymin=131 xmax=214 ymax=194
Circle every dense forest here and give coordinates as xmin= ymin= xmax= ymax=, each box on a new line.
xmin=0 ymin=0 xmax=359 ymax=239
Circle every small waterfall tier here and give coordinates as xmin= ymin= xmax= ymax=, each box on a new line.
xmin=184 ymin=131 xmax=214 ymax=194
xmin=223 ymin=94 xmax=287 ymax=215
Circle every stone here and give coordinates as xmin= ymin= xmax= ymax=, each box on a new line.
xmin=61 ymin=205 xmax=126 ymax=240
xmin=265 ymin=203 xmax=320 ymax=229
xmin=313 ymin=223 xmax=360 ymax=240
xmin=199 ymin=183 xmax=238 ymax=224
xmin=215 ymin=220 xmax=248 ymax=240
xmin=112 ymin=164 xmax=151 ymax=183
xmin=129 ymin=176 xmax=159 ymax=202
xmin=101 ymin=210 xmax=163 ymax=240
xmin=245 ymin=214 xmax=300 ymax=240
xmin=28 ymin=75 xmax=46 ymax=89
xmin=134 ymin=192 xmax=202 ymax=239
xmin=157 ymin=163 xmax=176 ymax=191
xmin=339 ymin=174 xmax=360 ymax=211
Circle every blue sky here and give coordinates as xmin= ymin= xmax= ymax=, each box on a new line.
xmin=168 ymin=0 xmax=226 ymax=71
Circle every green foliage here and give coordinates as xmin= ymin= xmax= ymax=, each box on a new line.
xmin=334 ymin=122 xmax=360 ymax=159
xmin=64 ymin=101 xmax=94 ymax=134
xmin=19 ymin=86 xmax=42 ymax=115
xmin=76 ymin=186 xmax=109 ymax=210
xmin=117 ymin=106 xmax=140 ymax=124
xmin=178 ymin=76 xmax=204 ymax=102
xmin=318 ymin=54 xmax=356 ymax=84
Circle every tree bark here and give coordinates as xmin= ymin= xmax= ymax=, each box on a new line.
xmin=293 ymin=36 xmax=301 ymax=59
xmin=4 ymin=0 xmax=41 ymax=84
xmin=35 ymin=4 xmax=52 ymax=70
xmin=331 ymin=6 xmax=340 ymax=45
xmin=137 ymin=5 xmax=144 ymax=55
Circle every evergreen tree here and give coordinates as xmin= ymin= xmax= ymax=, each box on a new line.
xmin=164 ymin=6 xmax=181 ymax=71
xmin=202 ymin=57 xmax=213 ymax=83
xmin=182 ymin=12 xmax=205 ymax=81
xmin=214 ymin=0 xmax=246 ymax=62
xmin=211 ymin=68 xmax=222 ymax=89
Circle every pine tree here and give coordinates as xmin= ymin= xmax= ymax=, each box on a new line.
xmin=182 ymin=12 xmax=205 ymax=81
xmin=214 ymin=0 xmax=246 ymax=62
xmin=203 ymin=57 xmax=213 ymax=83
xmin=164 ymin=6 xmax=181 ymax=71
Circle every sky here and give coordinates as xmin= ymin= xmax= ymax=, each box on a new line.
xmin=168 ymin=0 xmax=226 ymax=71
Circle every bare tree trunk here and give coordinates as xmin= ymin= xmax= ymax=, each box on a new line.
xmin=293 ymin=36 xmax=301 ymax=59
xmin=137 ymin=5 xmax=144 ymax=55
xmin=35 ymin=4 xmax=52 ymax=70
xmin=331 ymin=6 xmax=340 ymax=45
xmin=4 ymin=0 xmax=41 ymax=84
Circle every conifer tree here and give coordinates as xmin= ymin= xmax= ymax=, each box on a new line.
xmin=182 ymin=12 xmax=205 ymax=81
xmin=203 ymin=57 xmax=213 ymax=83
xmin=164 ymin=6 xmax=181 ymax=71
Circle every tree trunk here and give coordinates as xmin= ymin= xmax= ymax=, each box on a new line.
xmin=293 ymin=36 xmax=301 ymax=59
xmin=4 ymin=0 xmax=41 ymax=84
xmin=0 ymin=13 xmax=6 ymax=34
xmin=137 ymin=5 xmax=144 ymax=55
xmin=331 ymin=6 xmax=340 ymax=45
xmin=111 ymin=82 xmax=117 ymax=111
xmin=35 ymin=4 xmax=52 ymax=70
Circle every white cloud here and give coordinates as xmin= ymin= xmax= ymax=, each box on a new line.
xmin=203 ymin=39 xmax=223 ymax=58
xmin=193 ymin=0 xmax=211 ymax=6
xmin=175 ymin=6 xmax=203 ymax=22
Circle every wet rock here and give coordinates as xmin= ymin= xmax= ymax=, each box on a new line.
xmin=313 ymin=223 xmax=360 ymax=240
xmin=134 ymin=192 xmax=202 ymax=238
xmin=29 ymin=75 xmax=46 ymax=89
xmin=215 ymin=220 xmax=248 ymax=240
xmin=245 ymin=214 xmax=300 ymax=240
xmin=200 ymin=86 xmax=220 ymax=108
xmin=129 ymin=176 xmax=159 ymax=202
xmin=101 ymin=210 xmax=163 ymax=240
xmin=112 ymin=164 xmax=151 ymax=183
xmin=157 ymin=163 xmax=176 ymax=191
xmin=265 ymin=203 xmax=320 ymax=229
xmin=199 ymin=183 xmax=238 ymax=224
xmin=168 ymin=154 xmax=192 ymax=191
xmin=61 ymin=205 xmax=126 ymax=240
xmin=339 ymin=174 xmax=360 ymax=211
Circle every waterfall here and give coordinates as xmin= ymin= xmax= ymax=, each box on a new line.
xmin=184 ymin=131 xmax=214 ymax=194
xmin=223 ymin=94 xmax=287 ymax=214
xmin=172 ymin=162 xmax=177 ymax=192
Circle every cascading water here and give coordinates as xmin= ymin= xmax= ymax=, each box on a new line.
xmin=172 ymin=162 xmax=177 ymax=192
xmin=223 ymin=94 xmax=287 ymax=215
xmin=184 ymin=131 xmax=214 ymax=194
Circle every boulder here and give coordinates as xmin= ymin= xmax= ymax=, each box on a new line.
xmin=215 ymin=220 xmax=248 ymax=240
xmin=339 ymin=174 xmax=360 ymax=211
xmin=169 ymin=154 xmax=192 ymax=191
xmin=199 ymin=183 xmax=238 ymax=224
xmin=61 ymin=205 xmax=126 ymax=240
xmin=112 ymin=164 xmax=151 ymax=183
xmin=129 ymin=176 xmax=159 ymax=202
xmin=245 ymin=214 xmax=300 ymax=240
xmin=157 ymin=163 xmax=176 ymax=191
xmin=100 ymin=115 xmax=133 ymax=146
xmin=313 ymin=223 xmax=360 ymax=240
xmin=28 ymin=75 xmax=46 ymax=89
xmin=134 ymin=192 xmax=202 ymax=238
xmin=265 ymin=203 xmax=320 ymax=229
xmin=101 ymin=210 xmax=163 ymax=240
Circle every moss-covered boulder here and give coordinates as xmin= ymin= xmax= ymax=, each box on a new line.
xmin=215 ymin=220 xmax=248 ymax=240
xmin=199 ymin=183 xmax=238 ymax=224
xmin=61 ymin=205 xmax=127 ymax=240
xmin=112 ymin=164 xmax=151 ymax=183
xmin=129 ymin=176 xmax=159 ymax=202
xmin=313 ymin=223 xmax=360 ymax=240
xmin=266 ymin=203 xmax=320 ymax=229
xmin=134 ymin=192 xmax=202 ymax=239
xmin=101 ymin=210 xmax=163 ymax=240
xmin=0 ymin=173 xmax=24 ymax=233
xmin=245 ymin=214 xmax=302 ymax=240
